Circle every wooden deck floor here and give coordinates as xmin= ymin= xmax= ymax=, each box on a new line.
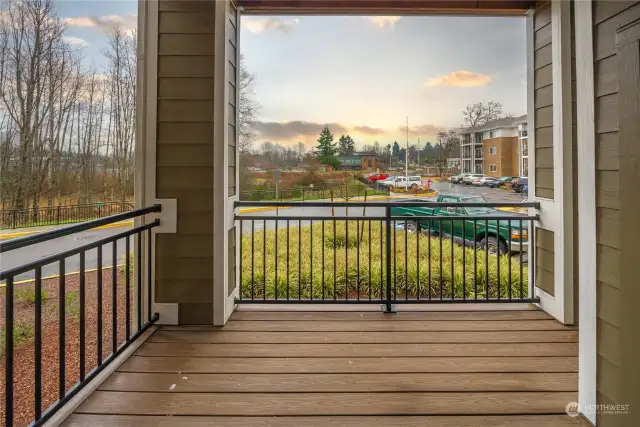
xmin=62 ymin=307 xmax=590 ymax=427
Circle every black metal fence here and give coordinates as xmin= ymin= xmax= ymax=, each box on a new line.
xmin=1 ymin=205 xmax=160 ymax=427
xmin=0 ymin=202 xmax=134 ymax=230
xmin=235 ymin=200 xmax=539 ymax=309
xmin=240 ymin=185 xmax=387 ymax=202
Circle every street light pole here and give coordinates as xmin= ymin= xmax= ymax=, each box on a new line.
xmin=405 ymin=117 xmax=409 ymax=184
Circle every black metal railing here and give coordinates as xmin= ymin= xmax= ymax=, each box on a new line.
xmin=235 ymin=200 xmax=539 ymax=309
xmin=0 ymin=202 xmax=134 ymax=230
xmin=1 ymin=205 xmax=160 ymax=427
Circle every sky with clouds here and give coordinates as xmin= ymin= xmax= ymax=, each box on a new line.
xmin=56 ymin=1 xmax=526 ymax=150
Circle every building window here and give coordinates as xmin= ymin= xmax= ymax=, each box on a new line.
xmin=489 ymin=147 xmax=497 ymax=155
xmin=475 ymin=133 xmax=483 ymax=144
xmin=489 ymin=164 xmax=497 ymax=172
xmin=522 ymin=141 xmax=528 ymax=157
xmin=489 ymin=131 xmax=496 ymax=138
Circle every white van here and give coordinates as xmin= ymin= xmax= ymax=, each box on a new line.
xmin=385 ymin=176 xmax=422 ymax=190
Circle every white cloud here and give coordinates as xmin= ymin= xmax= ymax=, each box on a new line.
xmin=65 ymin=14 xmax=137 ymax=36
xmin=243 ymin=17 xmax=299 ymax=34
xmin=363 ymin=16 xmax=401 ymax=28
xmin=425 ymin=71 xmax=492 ymax=88
xmin=62 ymin=35 xmax=87 ymax=46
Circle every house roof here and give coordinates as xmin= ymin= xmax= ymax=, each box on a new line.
xmin=460 ymin=114 xmax=527 ymax=133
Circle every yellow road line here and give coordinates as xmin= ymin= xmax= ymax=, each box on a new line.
xmin=0 ymin=221 xmax=134 ymax=240
xmin=0 ymin=264 xmax=125 ymax=288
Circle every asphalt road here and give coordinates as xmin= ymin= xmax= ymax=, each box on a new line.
xmin=2 ymin=182 xmax=526 ymax=281
xmin=1 ymin=227 xmax=132 ymax=282
xmin=237 ymin=181 xmax=527 ymax=233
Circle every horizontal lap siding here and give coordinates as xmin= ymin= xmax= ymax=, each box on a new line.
xmin=535 ymin=227 xmax=554 ymax=297
xmin=155 ymin=2 xmax=216 ymax=323
xmin=592 ymin=1 xmax=640 ymax=422
xmin=534 ymin=2 xmax=554 ymax=200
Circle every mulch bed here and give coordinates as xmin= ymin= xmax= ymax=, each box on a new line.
xmin=1 ymin=268 xmax=132 ymax=426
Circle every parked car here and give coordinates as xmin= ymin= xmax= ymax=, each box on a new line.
xmin=462 ymin=174 xmax=484 ymax=185
xmin=450 ymin=173 xmax=470 ymax=184
xmin=512 ymin=177 xmax=529 ymax=193
xmin=472 ymin=176 xmax=498 ymax=186
xmin=367 ymin=173 xmax=389 ymax=183
xmin=390 ymin=194 xmax=529 ymax=255
xmin=487 ymin=176 xmax=517 ymax=188
xmin=384 ymin=175 xmax=423 ymax=190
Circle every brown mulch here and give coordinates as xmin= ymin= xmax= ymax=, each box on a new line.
xmin=1 ymin=268 xmax=133 ymax=426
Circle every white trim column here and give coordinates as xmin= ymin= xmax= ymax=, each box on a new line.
xmin=527 ymin=0 xmax=574 ymax=325
xmin=575 ymin=0 xmax=597 ymax=423
xmin=213 ymin=0 xmax=240 ymax=326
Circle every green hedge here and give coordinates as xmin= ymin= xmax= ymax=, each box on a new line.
xmin=240 ymin=221 xmax=528 ymax=300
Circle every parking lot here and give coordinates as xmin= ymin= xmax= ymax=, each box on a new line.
xmin=430 ymin=180 xmax=528 ymax=203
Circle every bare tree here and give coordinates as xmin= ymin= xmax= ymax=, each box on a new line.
xmin=238 ymin=53 xmax=259 ymax=154
xmin=462 ymin=101 xmax=504 ymax=128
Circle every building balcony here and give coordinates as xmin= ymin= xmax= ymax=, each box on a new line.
xmin=0 ymin=201 xmax=587 ymax=427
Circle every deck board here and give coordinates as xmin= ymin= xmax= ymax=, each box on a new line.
xmin=64 ymin=308 xmax=586 ymax=426
xmin=63 ymin=414 xmax=591 ymax=427
xmin=149 ymin=329 xmax=578 ymax=343
xmin=221 ymin=319 xmax=572 ymax=331
xmin=77 ymin=390 xmax=578 ymax=416
xmin=119 ymin=355 xmax=578 ymax=373
xmin=136 ymin=342 xmax=578 ymax=357
xmin=99 ymin=372 xmax=578 ymax=392
xmin=228 ymin=310 xmax=554 ymax=321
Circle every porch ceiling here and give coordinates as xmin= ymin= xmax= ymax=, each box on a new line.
xmin=237 ymin=0 xmax=536 ymax=15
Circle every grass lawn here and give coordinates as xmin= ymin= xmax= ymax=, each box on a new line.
xmin=240 ymin=221 xmax=528 ymax=300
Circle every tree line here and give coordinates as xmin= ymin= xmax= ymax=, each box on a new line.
xmin=0 ymin=0 xmax=136 ymax=210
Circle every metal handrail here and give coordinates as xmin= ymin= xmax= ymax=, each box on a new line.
xmin=2 ymin=205 xmax=160 ymax=427
xmin=236 ymin=200 xmax=540 ymax=209
xmin=0 ymin=204 xmax=161 ymax=253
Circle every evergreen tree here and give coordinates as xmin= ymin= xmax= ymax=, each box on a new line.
xmin=392 ymin=141 xmax=400 ymax=157
xmin=315 ymin=125 xmax=336 ymax=157
xmin=338 ymin=134 xmax=356 ymax=156
xmin=315 ymin=125 xmax=339 ymax=168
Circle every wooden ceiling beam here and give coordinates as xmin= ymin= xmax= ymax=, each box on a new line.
xmin=237 ymin=0 xmax=535 ymax=15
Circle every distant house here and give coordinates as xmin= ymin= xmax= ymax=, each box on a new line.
xmin=336 ymin=151 xmax=379 ymax=171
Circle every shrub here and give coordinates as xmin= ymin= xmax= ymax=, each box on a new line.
xmin=14 ymin=286 xmax=48 ymax=304
xmin=240 ymin=221 xmax=528 ymax=300
xmin=65 ymin=290 xmax=80 ymax=318
xmin=0 ymin=321 xmax=34 ymax=358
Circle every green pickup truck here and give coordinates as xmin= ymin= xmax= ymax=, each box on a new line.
xmin=390 ymin=194 xmax=529 ymax=255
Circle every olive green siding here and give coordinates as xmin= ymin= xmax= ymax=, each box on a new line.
xmin=534 ymin=2 xmax=555 ymax=199
xmin=535 ymin=227 xmax=555 ymax=296
xmin=155 ymin=1 xmax=216 ymax=324
xmin=592 ymin=2 xmax=640 ymax=426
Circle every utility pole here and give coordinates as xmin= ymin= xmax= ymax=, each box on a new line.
xmin=417 ymin=137 xmax=421 ymax=166
xmin=405 ymin=117 xmax=409 ymax=183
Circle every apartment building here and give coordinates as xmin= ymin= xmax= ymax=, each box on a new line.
xmin=459 ymin=114 xmax=528 ymax=176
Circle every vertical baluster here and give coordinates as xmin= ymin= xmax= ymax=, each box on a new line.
xmin=497 ymin=219 xmax=501 ymax=300
xmin=450 ymin=219 xmax=454 ymax=300
xmin=97 ymin=246 xmax=103 ymax=364
xmin=309 ymin=220 xmax=313 ymax=300
xmin=439 ymin=219 xmax=443 ymax=300
xmin=287 ymin=220 xmax=290 ymax=300
xmin=79 ymin=251 xmax=86 ymax=381
xmin=239 ymin=220 xmax=243 ymax=301
xmin=263 ymin=220 xmax=267 ymax=301
xmin=485 ymin=219 xmax=489 ymax=300
xmin=299 ymin=220 xmax=302 ymax=300
xmin=508 ymin=220 xmax=512 ymax=301
xmin=333 ymin=219 xmax=337 ymax=300
xmin=5 ymin=276 xmax=14 ymax=426
xmin=345 ymin=220 xmax=348 ymax=300
xmin=357 ymin=220 xmax=360 ymax=300
xmin=112 ymin=240 xmax=118 ymax=353
xmin=462 ymin=219 xmax=466 ymax=300
xmin=251 ymin=221 xmax=255 ymax=300
xmin=473 ymin=220 xmax=477 ymax=300
xmin=125 ymin=236 xmax=131 ymax=340
xmin=428 ymin=220 xmax=431 ymax=300
xmin=275 ymin=220 xmax=278 ymax=300
xmin=137 ymin=233 xmax=142 ymax=330
xmin=405 ymin=219 xmax=408 ymax=300
xmin=322 ymin=220 xmax=325 ymax=300
xmin=58 ymin=261 xmax=66 ymax=399
xmin=147 ymin=230 xmax=152 ymax=320
xmin=34 ymin=267 xmax=42 ymax=420
xmin=416 ymin=220 xmax=420 ymax=300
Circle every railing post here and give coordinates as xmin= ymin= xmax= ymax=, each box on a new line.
xmin=12 ymin=210 xmax=16 ymax=229
xmin=384 ymin=205 xmax=394 ymax=313
xmin=56 ymin=205 xmax=61 ymax=225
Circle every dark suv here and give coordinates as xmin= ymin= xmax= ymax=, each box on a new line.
xmin=512 ymin=177 xmax=529 ymax=193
